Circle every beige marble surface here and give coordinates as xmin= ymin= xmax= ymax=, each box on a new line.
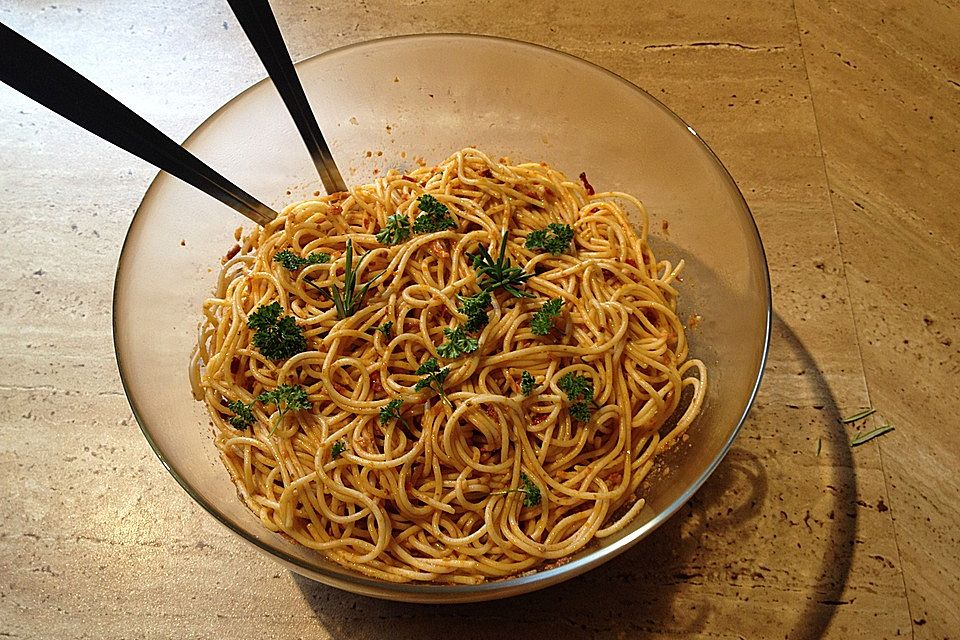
xmin=1 ymin=1 xmax=957 ymax=638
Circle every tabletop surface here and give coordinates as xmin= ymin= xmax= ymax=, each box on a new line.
xmin=1 ymin=1 xmax=957 ymax=638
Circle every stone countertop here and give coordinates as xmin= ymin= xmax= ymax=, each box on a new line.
xmin=1 ymin=1 xmax=957 ymax=638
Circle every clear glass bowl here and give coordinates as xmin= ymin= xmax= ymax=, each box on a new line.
xmin=114 ymin=34 xmax=770 ymax=603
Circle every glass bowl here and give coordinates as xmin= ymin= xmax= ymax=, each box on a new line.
xmin=113 ymin=34 xmax=770 ymax=603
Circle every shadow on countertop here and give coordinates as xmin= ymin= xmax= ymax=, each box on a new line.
xmin=292 ymin=315 xmax=858 ymax=640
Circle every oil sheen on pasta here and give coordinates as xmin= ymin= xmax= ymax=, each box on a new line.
xmin=191 ymin=148 xmax=706 ymax=583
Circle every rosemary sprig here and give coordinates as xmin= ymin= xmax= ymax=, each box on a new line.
xmin=470 ymin=230 xmax=533 ymax=298
xmin=325 ymin=238 xmax=381 ymax=319
xmin=840 ymin=408 xmax=876 ymax=424
xmin=851 ymin=425 xmax=894 ymax=447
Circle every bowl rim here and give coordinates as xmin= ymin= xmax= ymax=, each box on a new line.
xmin=112 ymin=32 xmax=772 ymax=600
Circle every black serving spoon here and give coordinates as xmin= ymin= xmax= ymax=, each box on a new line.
xmin=0 ymin=21 xmax=278 ymax=225
xmin=226 ymin=0 xmax=347 ymax=194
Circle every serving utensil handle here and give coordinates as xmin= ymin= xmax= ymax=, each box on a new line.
xmin=0 ymin=21 xmax=278 ymax=226
xmin=227 ymin=0 xmax=348 ymax=195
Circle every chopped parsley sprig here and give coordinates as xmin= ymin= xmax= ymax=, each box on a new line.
xmin=257 ymin=384 xmax=312 ymax=434
xmin=226 ymin=400 xmax=255 ymax=430
xmin=520 ymin=371 xmax=536 ymax=396
xmin=436 ymin=326 xmax=479 ymax=359
xmin=379 ymin=398 xmax=412 ymax=433
xmin=557 ymin=372 xmax=597 ymax=422
xmin=274 ymin=249 xmax=331 ymax=270
xmin=490 ymin=471 xmax=542 ymax=507
xmin=331 ymin=440 xmax=347 ymax=459
xmin=457 ymin=290 xmax=492 ymax=333
xmin=412 ymin=195 xmax=457 ymax=234
xmin=525 ymin=223 xmax=574 ymax=255
xmin=376 ymin=213 xmax=412 ymax=246
xmin=248 ymin=302 xmax=308 ymax=360
xmin=325 ymin=239 xmax=381 ymax=319
xmin=530 ymin=298 xmax=563 ymax=336
xmin=470 ymin=230 xmax=533 ymax=298
xmin=414 ymin=357 xmax=452 ymax=408
xmin=376 ymin=321 xmax=393 ymax=337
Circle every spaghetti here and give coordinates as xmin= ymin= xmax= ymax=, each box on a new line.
xmin=191 ymin=148 xmax=706 ymax=583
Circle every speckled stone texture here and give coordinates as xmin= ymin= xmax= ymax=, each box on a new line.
xmin=0 ymin=1 xmax=956 ymax=638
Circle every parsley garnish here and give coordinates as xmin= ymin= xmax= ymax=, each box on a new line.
xmin=491 ymin=472 xmax=542 ymax=507
xmin=325 ymin=239 xmax=381 ymax=319
xmin=331 ymin=440 xmax=347 ymax=459
xmin=226 ymin=400 xmax=255 ymax=430
xmin=376 ymin=213 xmax=412 ymax=246
xmin=457 ymin=290 xmax=492 ymax=333
xmin=436 ymin=326 xmax=479 ymax=359
xmin=414 ymin=357 xmax=452 ymax=407
xmin=257 ymin=384 xmax=312 ymax=434
xmin=379 ymin=397 xmax=413 ymax=433
xmin=470 ymin=230 xmax=533 ymax=298
xmin=248 ymin=302 xmax=308 ymax=360
xmin=530 ymin=298 xmax=563 ymax=336
xmin=412 ymin=194 xmax=457 ymax=234
xmin=525 ymin=223 xmax=574 ymax=255
xmin=557 ymin=372 xmax=595 ymax=422
xmin=520 ymin=371 xmax=535 ymax=396
xmin=274 ymin=249 xmax=331 ymax=270
xmin=377 ymin=321 xmax=393 ymax=337
xmin=379 ymin=398 xmax=404 ymax=424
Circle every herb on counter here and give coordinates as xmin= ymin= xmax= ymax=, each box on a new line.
xmin=840 ymin=408 xmax=876 ymax=424
xmin=326 ymin=239 xmax=381 ymax=319
xmin=491 ymin=471 xmax=542 ymax=507
xmin=274 ymin=249 xmax=331 ymax=271
xmin=226 ymin=400 xmax=255 ymax=430
xmin=558 ymin=372 xmax=596 ymax=422
xmin=412 ymin=194 xmax=457 ymax=234
xmin=851 ymin=425 xmax=895 ymax=447
xmin=376 ymin=213 xmax=412 ymax=246
xmin=525 ymin=223 xmax=574 ymax=255
xmin=257 ymin=384 xmax=312 ymax=434
xmin=457 ymin=290 xmax=492 ymax=333
xmin=436 ymin=326 xmax=479 ymax=359
xmin=248 ymin=302 xmax=308 ymax=360
xmin=520 ymin=371 xmax=536 ymax=396
xmin=470 ymin=230 xmax=533 ymax=298
xmin=530 ymin=298 xmax=563 ymax=336
xmin=414 ymin=357 xmax=452 ymax=407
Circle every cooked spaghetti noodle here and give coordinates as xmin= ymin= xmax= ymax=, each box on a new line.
xmin=191 ymin=148 xmax=706 ymax=583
